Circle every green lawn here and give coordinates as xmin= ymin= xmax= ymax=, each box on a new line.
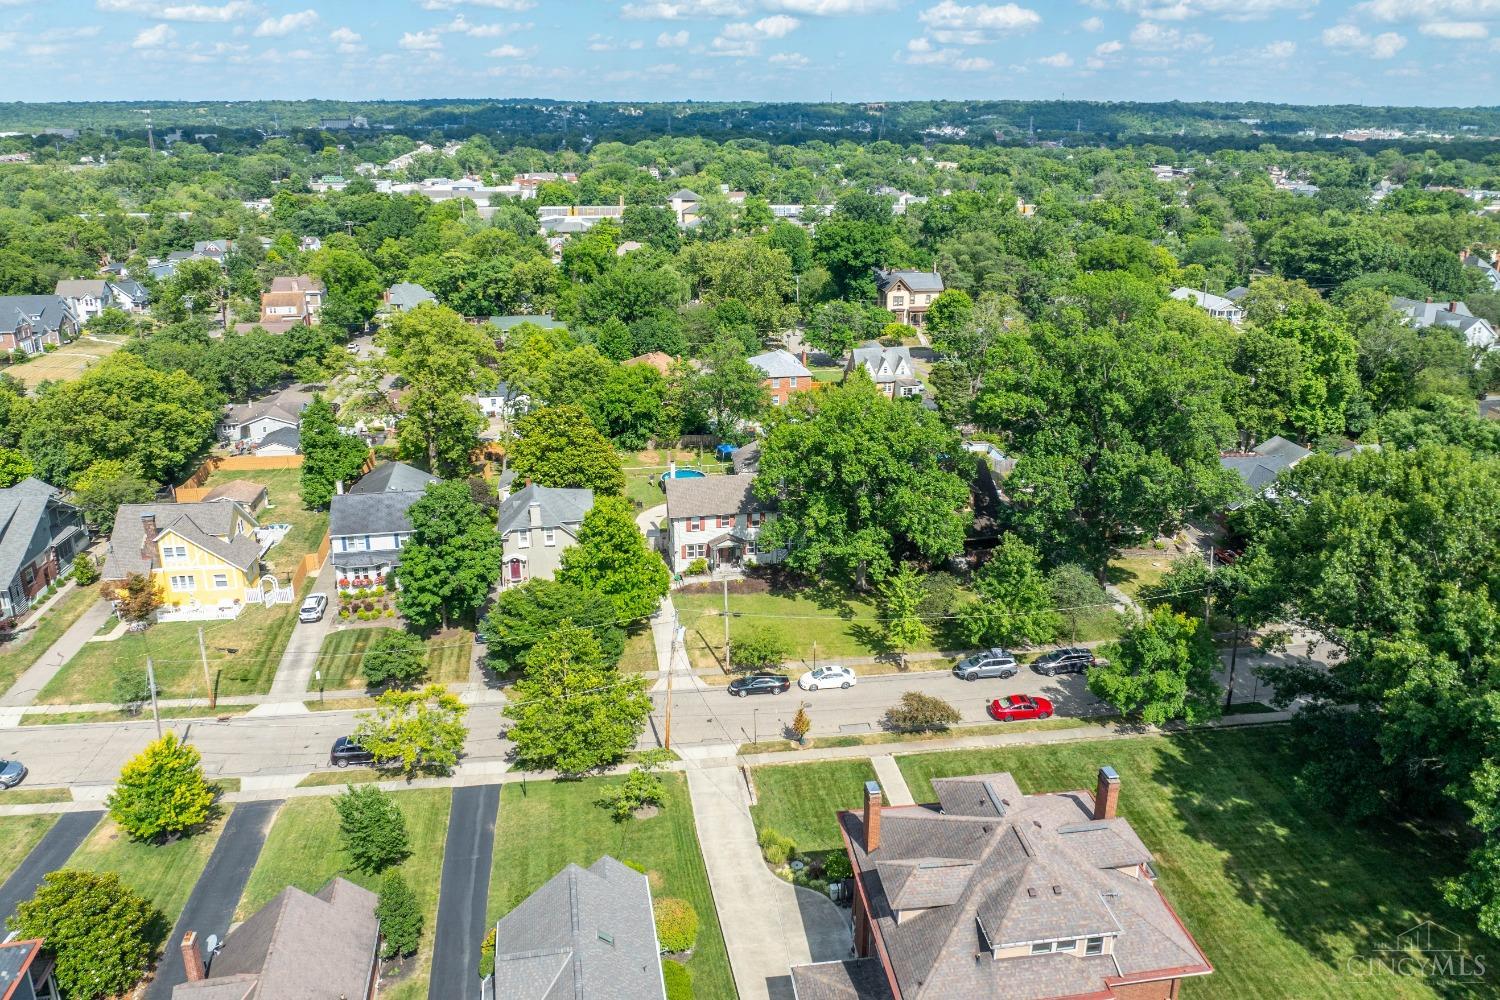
xmin=313 ymin=627 xmax=474 ymax=690
xmin=622 ymin=448 xmax=730 ymax=510
xmin=0 ymin=583 xmax=101 ymax=693
xmin=200 ymin=466 xmax=328 ymax=573
xmin=1108 ymin=552 xmax=1173 ymax=599
xmin=619 ymin=623 xmax=659 ymax=674
xmin=38 ymin=594 xmax=301 ymax=703
xmin=0 ymin=815 xmax=62 ymax=884
xmin=67 ymin=812 xmax=224 ymax=924
xmin=236 ymin=788 xmax=451 ymax=1000
xmin=488 ymin=774 xmax=735 ymax=1000
xmin=750 ymin=759 xmax=877 ymax=853
xmin=892 ymin=727 xmax=1491 ymax=999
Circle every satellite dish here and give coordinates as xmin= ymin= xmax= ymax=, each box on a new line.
xmin=205 ymin=934 xmax=220 ymax=957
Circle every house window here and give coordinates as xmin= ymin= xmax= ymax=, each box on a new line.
xmin=213 ymin=574 xmax=229 ymax=589
xmin=1085 ymin=938 xmax=1104 ymax=956
xmin=684 ymin=543 xmax=707 ymax=560
xmin=517 ymin=530 xmax=531 ymax=549
xmin=543 ymin=529 xmax=557 ymax=546
xmin=1055 ymin=940 xmax=1076 ymax=953
xmin=771 ymin=377 xmax=781 ymax=389
xmin=687 ymin=517 xmax=703 ymax=532
xmin=891 ymin=294 xmax=905 ymax=306
xmin=749 ymin=511 xmax=764 ymax=527
xmin=169 ymin=575 xmax=196 ymax=592
xmin=164 ymin=545 xmax=188 ymax=560
xmin=1030 ymin=943 xmax=1052 ymax=956
xmin=716 ymin=515 xmax=730 ymax=528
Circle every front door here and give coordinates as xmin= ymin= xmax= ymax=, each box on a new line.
xmin=508 ymin=558 xmax=525 ymax=583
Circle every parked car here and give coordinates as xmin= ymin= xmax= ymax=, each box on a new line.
xmin=728 ymin=673 xmax=791 ymax=697
xmin=0 ymin=759 xmax=27 ymax=789
xmin=299 ymin=593 xmax=328 ymax=623
xmin=329 ymin=737 xmax=375 ymax=768
xmin=988 ymin=694 xmax=1055 ymax=722
xmin=797 ymin=665 xmax=856 ymax=691
xmin=1030 ymin=647 xmax=1095 ymax=676
xmin=953 ymin=648 xmax=1019 ymax=681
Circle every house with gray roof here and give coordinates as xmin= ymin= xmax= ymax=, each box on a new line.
xmin=349 ymin=461 xmax=439 ymax=496
xmin=109 ymin=277 xmax=150 ymax=313
xmin=174 ymin=877 xmax=379 ymax=999
xmin=486 ymin=856 xmax=665 ymax=1000
xmin=664 ymin=475 xmax=779 ymax=575
xmin=384 ymin=282 xmax=437 ymax=313
xmin=748 ymin=349 xmax=813 ymax=406
xmin=101 ymin=500 xmax=266 ymax=619
xmin=1391 ymin=297 xmax=1498 ymax=351
xmin=0 ymin=295 xmax=79 ymax=356
xmin=1462 ymin=252 xmax=1500 ymax=292
xmin=54 ymin=279 xmax=112 ymax=324
xmin=848 ymin=342 xmax=923 ymax=399
xmin=219 ymin=387 xmax=313 ymax=448
xmin=1219 ymin=435 xmax=1312 ymax=509
xmin=873 ymin=268 xmax=944 ymax=326
xmin=498 ymin=483 xmax=594 ymax=588
xmin=1170 ymin=287 xmax=1244 ymax=326
xmin=0 ymin=478 xmax=87 ymax=620
xmin=329 ymin=482 xmax=433 ymax=587
xmin=792 ymin=769 xmax=1212 ymax=999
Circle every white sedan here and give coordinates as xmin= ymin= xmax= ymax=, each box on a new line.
xmin=797 ymin=665 xmax=857 ymax=691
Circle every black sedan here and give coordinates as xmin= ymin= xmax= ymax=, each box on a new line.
xmin=727 ymin=673 xmax=792 ymax=697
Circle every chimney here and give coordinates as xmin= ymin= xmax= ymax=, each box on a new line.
xmin=335 ymin=479 xmax=344 ymax=496
xmin=528 ymin=501 xmax=541 ymax=528
xmin=181 ymin=931 xmax=206 ymax=982
xmin=1094 ymin=766 xmax=1119 ymax=821
xmin=1450 ymin=301 xmax=1459 ymax=312
xmin=863 ymin=780 xmax=882 ymax=852
xmin=139 ymin=513 xmax=157 ymax=562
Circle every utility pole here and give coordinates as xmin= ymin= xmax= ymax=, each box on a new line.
xmin=722 ymin=578 xmax=731 ymax=672
xmin=198 ymin=627 xmax=215 ymax=709
xmin=1223 ymin=625 xmax=1241 ymax=712
xmin=146 ymin=656 xmax=161 ymax=739
xmin=664 ymin=624 xmax=685 ymax=750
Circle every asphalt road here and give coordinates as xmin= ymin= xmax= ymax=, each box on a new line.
xmin=146 ymin=799 xmax=283 ymax=998
xmin=428 ymin=784 xmax=501 ymax=1000
xmin=0 ymin=810 xmax=104 ymax=921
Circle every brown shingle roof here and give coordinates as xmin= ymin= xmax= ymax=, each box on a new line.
xmin=664 ymin=475 xmax=770 ymax=520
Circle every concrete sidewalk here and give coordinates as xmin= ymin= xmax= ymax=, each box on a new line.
xmin=870 ymin=755 xmax=914 ymax=805
xmin=0 ymin=598 xmax=112 ymax=708
xmin=686 ymin=763 xmax=851 ymax=1000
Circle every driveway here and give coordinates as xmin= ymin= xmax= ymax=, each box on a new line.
xmin=428 ymin=784 xmax=501 ymax=1000
xmin=266 ymin=562 xmax=336 ymax=697
xmin=0 ymin=810 xmax=104 ymax=920
xmin=686 ymin=764 xmax=850 ymax=1000
xmin=146 ymin=799 xmax=283 ymax=998
xmin=0 ymin=598 xmax=112 ymax=708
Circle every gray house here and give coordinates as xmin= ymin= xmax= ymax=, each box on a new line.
xmin=348 ymin=461 xmax=439 ymax=496
xmin=384 ymin=282 xmax=437 ymax=312
xmin=329 ymin=490 xmax=425 ymax=587
xmin=1219 ymin=435 xmax=1312 ymax=509
xmin=1391 ymin=297 xmax=1498 ymax=351
xmin=486 ymin=856 xmax=665 ymax=1000
xmin=0 ymin=479 xmax=88 ymax=620
xmin=848 ymin=342 xmax=923 ymax=399
xmin=497 ymin=483 xmax=594 ymax=588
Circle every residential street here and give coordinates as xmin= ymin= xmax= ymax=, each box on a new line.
xmin=146 ymin=799 xmax=283 ymax=999
xmin=427 ymin=784 xmax=500 ymax=1000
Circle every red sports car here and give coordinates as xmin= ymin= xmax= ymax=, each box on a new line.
xmin=988 ymin=694 xmax=1055 ymax=722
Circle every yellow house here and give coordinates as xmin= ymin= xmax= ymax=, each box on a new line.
xmin=101 ymin=500 xmax=267 ymax=619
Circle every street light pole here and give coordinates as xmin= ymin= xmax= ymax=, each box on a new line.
xmin=198 ymin=627 xmax=215 ymax=710
xmin=664 ymin=623 xmax=685 ymax=751
xmin=146 ymin=656 xmax=161 ymax=739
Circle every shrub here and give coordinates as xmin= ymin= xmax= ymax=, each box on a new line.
xmin=10 ymin=869 xmax=159 ymax=1000
xmin=685 ymin=557 xmax=709 ymax=576
xmin=478 ymin=927 xmax=496 ymax=977
xmin=654 ymin=897 xmax=699 ymax=953
xmin=790 ymin=705 xmax=811 ymax=743
xmin=622 ymin=858 xmax=648 ymax=875
xmin=822 ymin=850 xmax=853 ymax=881
xmin=335 ymin=784 xmax=410 ymax=873
xmin=106 ymin=732 xmax=216 ymax=841
xmin=71 ymin=556 xmax=100 ymax=586
xmin=376 ymin=870 xmax=423 ymax=959
xmin=883 ymin=691 xmax=961 ymax=733
xmin=730 ymin=625 xmax=789 ymax=672
xmin=663 ymin=959 xmax=694 ymax=1000
xmin=598 ymin=754 xmax=669 ymax=822
xmin=111 ymin=572 xmax=163 ymax=624
xmin=758 ymin=826 xmax=797 ymax=866
xmin=361 ymin=630 xmax=427 ymax=688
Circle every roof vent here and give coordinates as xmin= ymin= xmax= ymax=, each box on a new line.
xmin=1026 ymin=887 xmax=1038 ymax=898
xmin=598 ymin=931 xmax=614 ymax=946
xmin=1051 ymin=885 xmax=1063 ymax=896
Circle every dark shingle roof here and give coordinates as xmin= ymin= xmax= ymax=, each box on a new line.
xmin=0 ymin=479 xmax=74 ymax=591
xmin=874 ymin=268 xmax=944 ymax=294
xmin=348 ymin=461 xmax=438 ymax=495
xmin=102 ymin=501 xmax=261 ymax=580
xmin=329 ymin=490 xmax=427 ymax=537
xmin=790 ymin=959 xmax=894 ymax=1000
xmin=0 ymin=295 xmax=75 ymax=336
xmin=496 ymin=483 xmax=594 ymax=534
xmin=255 ymin=426 xmax=300 ymax=452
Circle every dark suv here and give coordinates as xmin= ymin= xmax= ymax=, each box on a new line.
xmin=952 ymin=649 xmax=1019 ymax=681
xmin=330 ymin=736 xmax=376 ymax=768
xmin=728 ymin=673 xmax=792 ymax=697
xmin=1030 ymin=647 xmax=1095 ymax=676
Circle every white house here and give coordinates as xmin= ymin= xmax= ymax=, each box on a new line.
xmin=664 ymin=476 xmax=780 ymax=575
xmin=1391 ymin=297 xmax=1498 ymax=351
xmin=1170 ymin=287 xmax=1245 ymax=326
xmin=474 ymin=381 xmax=532 ymax=421
xmin=847 ymin=342 xmax=923 ymax=399
xmin=219 ymin=387 xmax=312 ymax=447
xmin=53 ymin=279 xmax=112 ymax=324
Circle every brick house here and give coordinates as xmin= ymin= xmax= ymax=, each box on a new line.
xmin=663 ymin=476 xmax=779 ymax=574
xmin=874 ymin=268 xmax=944 ymax=327
xmin=748 ymin=349 xmax=814 ymax=406
xmin=790 ymin=768 xmax=1212 ymax=999
xmin=0 ymin=295 xmax=79 ymax=356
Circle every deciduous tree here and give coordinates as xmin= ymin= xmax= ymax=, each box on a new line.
xmin=480 ymin=578 xmax=625 ymax=673
xmin=877 ymin=562 xmax=931 ymax=668
xmin=361 ymin=630 xmax=428 ymax=689
xmin=106 ymin=732 xmax=217 ymax=842
xmin=352 ymin=684 xmax=469 ymax=776
xmin=957 ymin=536 xmax=1061 ymax=649
xmin=557 ymin=496 xmax=670 ymax=622
xmin=377 ymin=871 xmax=423 ymax=960
xmin=1087 ymin=605 xmax=1221 ymax=725
xmin=8 ymin=870 xmax=159 ymax=1000
xmin=299 ymin=394 xmax=369 ymax=509
xmin=395 ymin=481 xmax=502 ymax=630
xmin=335 ymin=784 xmax=411 ymax=873
xmin=507 ymin=405 xmax=625 ymax=495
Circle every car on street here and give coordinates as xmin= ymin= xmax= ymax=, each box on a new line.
xmin=797 ymin=665 xmax=857 ymax=691
xmin=953 ymin=648 xmax=1019 ymax=681
xmin=728 ymin=673 xmax=792 ymax=697
xmin=0 ymin=760 xmax=27 ymax=789
xmin=988 ymin=694 xmax=1055 ymax=722
xmin=329 ymin=736 xmax=375 ymax=768
xmin=1030 ymin=647 xmax=1095 ymax=676
xmin=299 ymin=593 xmax=328 ymax=623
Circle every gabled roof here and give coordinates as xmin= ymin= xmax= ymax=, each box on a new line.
xmin=110 ymin=278 xmax=149 ymax=302
xmin=386 ymin=282 xmax=436 ymax=309
xmin=102 ymin=501 xmax=261 ymax=580
xmin=203 ymin=480 xmax=268 ymax=507
xmin=0 ymin=295 xmax=75 ymax=336
xmin=54 ymin=279 xmax=108 ymax=298
xmin=748 ymin=348 xmax=811 ymax=380
xmin=268 ymin=275 xmax=324 ymax=294
xmin=1170 ymin=287 xmax=1241 ymax=313
xmin=0 ymin=478 xmax=76 ymax=588
xmin=874 ymin=268 xmax=944 ymax=294
xmin=173 ymin=878 xmax=378 ymax=1000
xmin=497 ymin=483 xmax=594 ymax=534
xmin=491 ymin=856 xmax=665 ymax=1000
xmin=625 ymin=351 xmax=675 ymax=376
xmin=665 ymin=475 xmax=769 ymax=520
xmin=1219 ymin=435 xmax=1312 ymax=498
xmin=329 ymin=489 xmax=427 ymax=537
xmin=222 ymin=387 xmax=313 ymax=429
xmin=348 ymin=461 xmax=438 ymax=496
xmin=255 ymin=426 xmax=301 ymax=452
xmin=849 ymin=342 xmax=916 ymax=385
xmin=670 ymin=188 xmax=700 ymax=201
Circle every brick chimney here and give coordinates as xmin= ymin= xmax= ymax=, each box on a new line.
xmin=1094 ymin=766 xmax=1120 ymax=821
xmin=863 ymin=780 xmax=882 ymax=852
xmin=139 ymin=513 xmax=157 ymax=563
xmin=181 ymin=931 xmax=206 ymax=982
xmin=1450 ymin=301 xmax=1459 ymax=312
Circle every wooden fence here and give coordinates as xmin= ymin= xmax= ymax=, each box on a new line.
xmin=289 ymin=533 xmax=332 ymax=594
xmin=177 ymin=453 xmax=306 ymax=492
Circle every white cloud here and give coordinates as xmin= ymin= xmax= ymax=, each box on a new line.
xmin=1081 ymin=15 xmax=1103 ymax=30
xmin=762 ymin=0 xmax=899 ymax=11
xmin=918 ymin=1 xmax=1041 ymax=44
xmin=711 ymin=14 xmax=800 ymax=55
xmin=1101 ymin=0 xmax=1314 ymax=20
xmin=253 ymin=10 xmax=319 ymax=37
xmin=657 ymin=29 xmax=690 ymax=46
xmin=1357 ymin=0 xmax=1500 ymax=22
xmin=900 ymin=35 xmax=994 ymax=69
xmin=330 ymin=26 xmax=363 ymax=53
xmin=418 ymin=0 xmax=535 ymax=9
xmin=1129 ymin=20 xmax=1211 ymax=50
xmin=1094 ymin=38 xmax=1124 ymax=54
xmin=1420 ymin=21 xmax=1487 ymax=39
xmin=1258 ymin=38 xmax=1295 ymax=58
xmin=769 ymin=50 xmax=810 ymax=64
xmin=621 ymin=0 xmax=746 ymax=17
xmin=487 ymin=42 xmax=532 ymax=57
xmin=132 ymin=23 xmax=176 ymax=48
xmin=1037 ymin=50 xmax=1073 ymax=66
xmin=97 ymin=0 xmax=257 ymax=21
xmin=438 ymin=15 xmax=512 ymax=36
xmin=400 ymin=30 xmax=444 ymax=50
xmin=1321 ymin=23 xmax=1406 ymax=58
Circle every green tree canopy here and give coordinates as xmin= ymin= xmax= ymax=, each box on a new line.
xmin=1087 ymin=605 xmax=1221 ymax=725
xmin=480 ymin=578 xmax=626 ymax=673
xmin=507 ymin=405 xmax=625 ymax=495
xmin=395 ymin=481 xmax=503 ymax=629
xmin=299 ymin=394 xmax=369 ymax=509
xmin=557 ymin=496 xmax=671 ymax=622
xmin=8 ymin=870 xmax=159 ymax=1000
xmin=105 ymin=732 xmax=217 ymax=842
xmin=352 ymin=683 xmax=469 ymax=776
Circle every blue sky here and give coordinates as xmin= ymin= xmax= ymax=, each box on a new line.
xmin=0 ymin=1 xmax=1490 ymax=106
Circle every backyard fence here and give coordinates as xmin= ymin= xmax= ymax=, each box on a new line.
xmin=176 ymin=453 xmax=307 ymax=495
xmin=289 ymin=533 xmax=331 ymax=594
